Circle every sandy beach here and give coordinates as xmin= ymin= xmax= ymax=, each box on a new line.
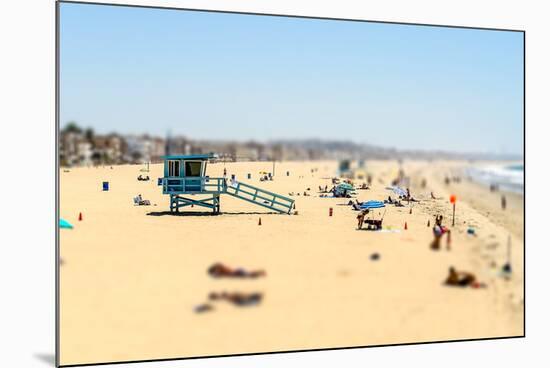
xmin=59 ymin=160 xmax=524 ymax=365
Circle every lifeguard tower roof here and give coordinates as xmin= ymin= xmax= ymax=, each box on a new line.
xmin=161 ymin=153 xmax=217 ymax=161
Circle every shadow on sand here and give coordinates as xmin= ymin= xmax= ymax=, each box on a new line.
xmin=147 ymin=211 xmax=280 ymax=217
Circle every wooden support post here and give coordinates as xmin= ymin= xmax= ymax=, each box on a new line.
xmin=452 ymin=203 xmax=455 ymax=227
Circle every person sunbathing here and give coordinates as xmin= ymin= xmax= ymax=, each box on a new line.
xmin=134 ymin=194 xmax=151 ymax=206
xmin=208 ymin=263 xmax=266 ymax=278
xmin=404 ymin=188 xmax=420 ymax=202
xmin=194 ymin=303 xmax=214 ymax=313
xmin=209 ymin=291 xmax=263 ymax=306
xmin=350 ymin=199 xmax=363 ymax=210
xmin=444 ymin=267 xmax=483 ymax=288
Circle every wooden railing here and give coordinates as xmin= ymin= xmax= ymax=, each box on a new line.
xmin=160 ymin=176 xmax=226 ymax=194
xmin=225 ymin=181 xmax=294 ymax=214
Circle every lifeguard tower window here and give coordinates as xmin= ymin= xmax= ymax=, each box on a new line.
xmin=185 ymin=161 xmax=202 ymax=177
xmin=168 ymin=160 xmax=180 ymax=177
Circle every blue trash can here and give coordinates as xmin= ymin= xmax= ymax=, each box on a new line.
xmin=102 ymin=181 xmax=109 ymax=191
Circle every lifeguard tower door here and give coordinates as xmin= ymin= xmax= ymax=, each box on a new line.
xmin=184 ymin=161 xmax=204 ymax=192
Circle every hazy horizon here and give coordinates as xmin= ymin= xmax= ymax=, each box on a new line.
xmin=60 ymin=3 xmax=524 ymax=156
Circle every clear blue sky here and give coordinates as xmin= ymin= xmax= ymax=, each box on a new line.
xmin=60 ymin=2 xmax=524 ymax=155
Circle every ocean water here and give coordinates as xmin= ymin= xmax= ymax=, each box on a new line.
xmin=466 ymin=163 xmax=524 ymax=194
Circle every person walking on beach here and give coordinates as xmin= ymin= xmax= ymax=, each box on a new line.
xmin=431 ymin=215 xmax=451 ymax=251
xmin=356 ymin=210 xmax=369 ymax=229
xmin=501 ymin=194 xmax=507 ymax=210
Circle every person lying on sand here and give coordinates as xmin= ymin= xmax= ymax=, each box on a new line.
xmin=445 ymin=267 xmax=485 ymax=288
xmin=208 ymin=263 xmax=266 ymax=278
xmin=431 ymin=215 xmax=451 ymax=250
xmin=134 ymin=194 xmax=151 ymax=206
xmin=209 ymin=291 xmax=263 ymax=306
xmin=405 ymin=188 xmax=420 ymax=202
xmin=352 ymin=202 xmax=362 ymax=211
xmin=194 ymin=303 xmax=214 ymax=313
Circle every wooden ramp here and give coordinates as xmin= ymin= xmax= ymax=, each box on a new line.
xmin=225 ymin=181 xmax=294 ymax=214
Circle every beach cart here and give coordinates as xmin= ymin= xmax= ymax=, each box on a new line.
xmin=359 ymin=200 xmax=386 ymax=230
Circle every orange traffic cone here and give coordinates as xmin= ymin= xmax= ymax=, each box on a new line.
xmin=404 ymin=221 xmax=408 ymax=230
xmin=78 ymin=212 xmax=83 ymax=221
xmin=258 ymin=217 xmax=262 ymax=226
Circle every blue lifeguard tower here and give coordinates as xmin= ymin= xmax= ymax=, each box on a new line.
xmin=159 ymin=154 xmax=294 ymax=214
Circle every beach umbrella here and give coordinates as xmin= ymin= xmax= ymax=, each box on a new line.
xmin=360 ymin=200 xmax=386 ymax=209
xmin=60 ymin=218 xmax=73 ymax=229
xmin=387 ymin=186 xmax=407 ymax=197
xmin=337 ymin=183 xmax=355 ymax=191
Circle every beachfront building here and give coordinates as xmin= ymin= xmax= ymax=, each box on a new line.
xmin=92 ymin=134 xmax=126 ymax=165
xmin=124 ymin=134 xmax=166 ymax=164
xmin=60 ymin=131 xmax=93 ymax=167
